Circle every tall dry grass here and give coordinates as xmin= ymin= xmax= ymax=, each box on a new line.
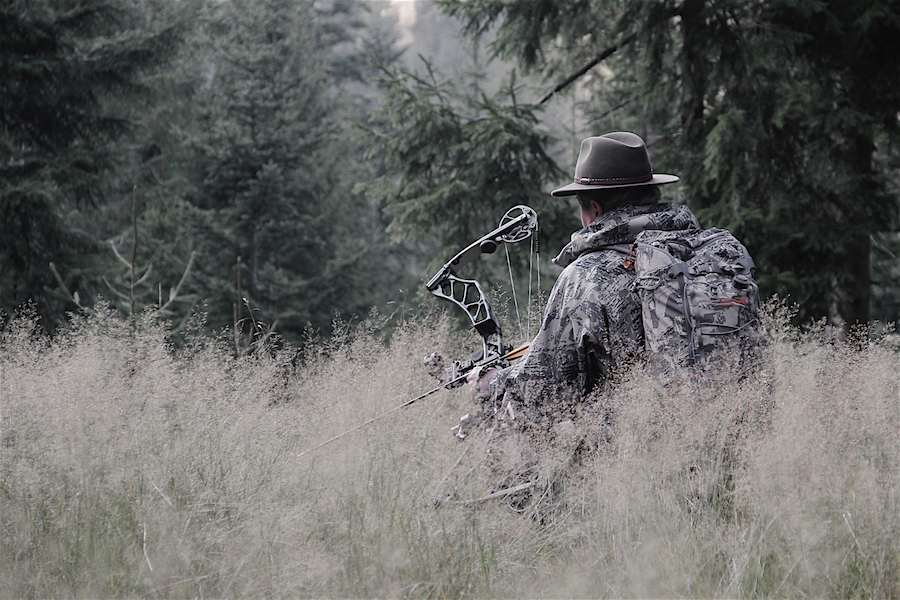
xmin=0 ymin=301 xmax=897 ymax=598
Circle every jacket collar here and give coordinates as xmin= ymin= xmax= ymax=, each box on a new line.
xmin=552 ymin=203 xmax=700 ymax=267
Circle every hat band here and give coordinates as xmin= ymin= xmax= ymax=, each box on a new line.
xmin=574 ymin=174 xmax=652 ymax=185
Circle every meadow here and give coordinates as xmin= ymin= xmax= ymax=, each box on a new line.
xmin=0 ymin=302 xmax=897 ymax=598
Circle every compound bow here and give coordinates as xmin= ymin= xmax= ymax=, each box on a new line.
xmin=297 ymin=205 xmax=539 ymax=458
xmin=424 ymin=205 xmax=539 ymax=386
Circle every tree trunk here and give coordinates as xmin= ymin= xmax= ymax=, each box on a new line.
xmin=840 ymin=234 xmax=871 ymax=327
xmin=679 ymin=0 xmax=707 ymax=137
xmin=249 ymin=220 xmax=259 ymax=298
xmin=838 ymin=131 xmax=875 ymax=327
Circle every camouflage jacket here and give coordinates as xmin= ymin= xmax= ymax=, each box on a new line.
xmin=487 ymin=202 xmax=700 ymax=430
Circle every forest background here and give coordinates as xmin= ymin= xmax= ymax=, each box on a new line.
xmin=3 ymin=2 xmax=900 ymax=598
xmin=4 ymin=0 xmax=900 ymax=345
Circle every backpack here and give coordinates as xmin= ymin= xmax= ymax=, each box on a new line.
xmin=621 ymin=227 xmax=764 ymax=387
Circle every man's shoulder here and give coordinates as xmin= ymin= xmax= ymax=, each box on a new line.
xmin=553 ymin=202 xmax=700 ymax=268
xmin=564 ymin=246 xmax=631 ymax=276
xmin=556 ymin=249 xmax=637 ymax=310
xmin=616 ymin=202 xmax=700 ymax=231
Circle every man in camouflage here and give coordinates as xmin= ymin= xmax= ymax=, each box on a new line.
xmin=469 ymin=132 xmax=700 ymax=432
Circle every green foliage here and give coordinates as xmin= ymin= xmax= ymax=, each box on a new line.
xmin=165 ymin=0 xmax=416 ymax=344
xmin=0 ymin=0 xmax=184 ymax=328
xmin=7 ymin=0 xmax=898 ymax=341
xmin=437 ymin=0 xmax=617 ymax=74
xmin=1 ymin=0 xmax=422 ymax=343
xmin=361 ymin=55 xmax=572 ymax=302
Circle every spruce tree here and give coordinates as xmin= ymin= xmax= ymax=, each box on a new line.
xmin=1 ymin=0 xmax=181 ymax=326
xmin=184 ymin=0 xmax=403 ymax=344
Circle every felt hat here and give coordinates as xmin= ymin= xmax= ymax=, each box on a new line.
xmin=551 ymin=132 xmax=679 ymax=196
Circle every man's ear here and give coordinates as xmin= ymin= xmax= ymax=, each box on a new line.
xmin=591 ymin=199 xmax=604 ymax=217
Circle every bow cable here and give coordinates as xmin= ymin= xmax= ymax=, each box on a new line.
xmin=502 ymin=206 xmax=541 ymax=341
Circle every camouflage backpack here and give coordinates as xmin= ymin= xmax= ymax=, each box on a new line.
xmin=620 ymin=227 xmax=764 ymax=386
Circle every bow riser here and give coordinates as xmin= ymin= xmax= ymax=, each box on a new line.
xmin=429 ymin=273 xmax=503 ymax=363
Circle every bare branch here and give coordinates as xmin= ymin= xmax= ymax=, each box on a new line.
xmin=155 ymin=251 xmax=197 ymax=314
xmin=49 ymin=262 xmax=90 ymax=311
xmin=134 ymin=263 xmax=154 ymax=287
xmin=539 ymin=33 xmax=636 ymax=104
xmin=103 ymin=276 xmax=132 ymax=301
xmin=110 ymin=238 xmax=133 ymax=269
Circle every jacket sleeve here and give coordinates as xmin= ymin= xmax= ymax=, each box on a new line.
xmin=488 ymin=250 xmax=641 ymax=428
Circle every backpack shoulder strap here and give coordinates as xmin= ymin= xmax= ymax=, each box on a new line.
xmin=603 ymin=243 xmax=633 ymax=254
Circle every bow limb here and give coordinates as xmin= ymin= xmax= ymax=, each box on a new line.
xmin=425 ymin=205 xmax=538 ymax=284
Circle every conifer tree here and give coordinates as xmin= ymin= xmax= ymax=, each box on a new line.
xmin=1 ymin=0 xmax=182 ymax=326
xmin=184 ymin=0 xmax=404 ymax=343
xmin=360 ymin=56 xmax=578 ymax=322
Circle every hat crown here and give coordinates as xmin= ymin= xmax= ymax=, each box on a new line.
xmin=550 ymin=131 xmax=679 ymax=196
xmin=573 ymin=132 xmax=653 ymax=184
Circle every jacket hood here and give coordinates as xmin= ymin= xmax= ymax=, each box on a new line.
xmin=552 ymin=203 xmax=700 ymax=267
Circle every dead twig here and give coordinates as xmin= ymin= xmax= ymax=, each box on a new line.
xmin=539 ymin=33 xmax=636 ymax=104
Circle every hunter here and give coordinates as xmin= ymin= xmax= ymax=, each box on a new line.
xmin=469 ymin=131 xmax=701 ymax=431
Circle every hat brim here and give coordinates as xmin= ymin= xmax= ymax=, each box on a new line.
xmin=551 ymin=173 xmax=680 ymax=197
